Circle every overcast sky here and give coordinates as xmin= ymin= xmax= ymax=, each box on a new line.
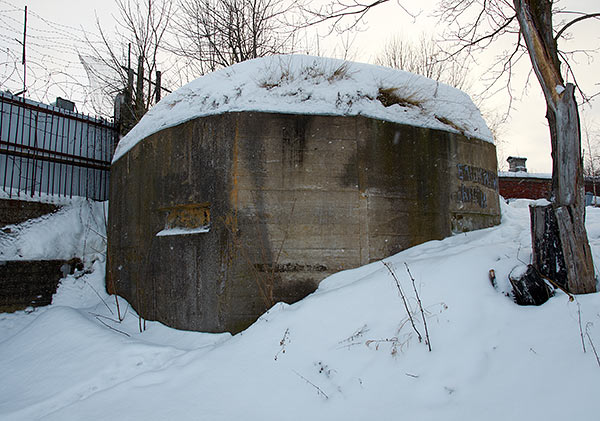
xmin=2 ymin=0 xmax=598 ymax=173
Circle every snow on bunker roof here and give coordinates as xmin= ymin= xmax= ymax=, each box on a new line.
xmin=112 ymin=55 xmax=493 ymax=163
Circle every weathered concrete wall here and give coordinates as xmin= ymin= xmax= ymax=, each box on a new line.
xmin=0 ymin=258 xmax=82 ymax=312
xmin=0 ymin=199 xmax=59 ymax=227
xmin=108 ymin=112 xmax=500 ymax=333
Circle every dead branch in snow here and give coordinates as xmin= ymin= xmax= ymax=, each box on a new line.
xmin=382 ymin=260 xmax=422 ymax=344
xmin=292 ymin=369 xmax=329 ymax=399
xmin=405 ymin=262 xmax=431 ymax=352
xmin=585 ymin=322 xmax=600 ymax=368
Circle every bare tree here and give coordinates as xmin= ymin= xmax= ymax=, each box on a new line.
xmin=583 ymin=117 xmax=599 ymax=205
xmin=374 ymin=33 xmax=511 ymax=154
xmin=440 ymin=0 xmax=598 ymax=293
xmin=80 ymin=0 xmax=173 ymax=128
xmin=168 ymin=0 xmax=299 ymax=78
xmin=375 ymin=33 xmax=471 ymax=91
xmin=304 ymin=0 xmax=599 ymax=294
xmin=583 ymin=119 xmax=600 ymax=176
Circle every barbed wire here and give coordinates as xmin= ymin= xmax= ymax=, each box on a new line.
xmin=0 ymin=0 xmax=139 ymax=117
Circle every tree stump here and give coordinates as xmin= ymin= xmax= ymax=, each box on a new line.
xmin=530 ymin=203 xmax=596 ymax=294
xmin=509 ymin=264 xmax=552 ymax=306
xmin=530 ymin=203 xmax=567 ymax=290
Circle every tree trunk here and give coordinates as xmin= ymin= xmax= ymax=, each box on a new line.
xmin=530 ymin=202 xmax=594 ymax=293
xmin=515 ymin=0 xmax=596 ymax=293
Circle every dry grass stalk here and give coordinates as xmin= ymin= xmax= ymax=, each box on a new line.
xmin=292 ymin=370 xmax=329 ymax=400
xmin=585 ymin=322 xmax=600 ymax=368
xmin=404 ymin=262 xmax=431 ymax=352
xmin=382 ymin=261 xmax=423 ymax=344
xmin=578 ymin=301 xmax=586 ymax=353
xmin=327 ymin=62 xmax=351 ymax=82
xmin=377 ymin=87 xmax=424 ymax=108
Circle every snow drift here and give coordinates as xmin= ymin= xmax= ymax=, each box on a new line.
xmin=1 ymin=199 xmax=599 ymax=420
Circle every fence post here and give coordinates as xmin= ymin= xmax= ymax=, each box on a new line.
xmin=155 ymin=70 xmax=162 ymax=103
xmin=135 ymin=56 xmax=145 ymax=122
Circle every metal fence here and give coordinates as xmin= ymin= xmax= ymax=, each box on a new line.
xmin=0 ymin=92 xmax=116 ymax=201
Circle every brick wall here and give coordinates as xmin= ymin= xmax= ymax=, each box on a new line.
xmin=499 ymin=176 xmax=600 ymax=200
xmin=499 ymin=177 xmax=551 ymax=199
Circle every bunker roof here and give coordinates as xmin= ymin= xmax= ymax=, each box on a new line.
xmin=113 ymin=55 xmax=493 ymax=163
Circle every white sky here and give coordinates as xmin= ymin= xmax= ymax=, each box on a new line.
xmin=332 ymin=0 xmax=600 ymax=173
xmin=2 ymin=0 xmax=599 ymax=173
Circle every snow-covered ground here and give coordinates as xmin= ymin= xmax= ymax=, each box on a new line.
xmin=0 ymin=198 xmax=106 ymax=262
xmin=1 ymin=199 xmax=599 ymax=420
xmin=113 ymin=55 xmax=493 ymax=163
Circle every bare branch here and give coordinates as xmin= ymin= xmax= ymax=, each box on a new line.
xmin=80 ymin=0 xmax=173 ymax=121
xmin=404 ymin=262 xmax=431 ymax=352
xmin=382 ymin=261 xmax=423 ymax=344
xmin=299 ymin=0 xmax=420 ymax=36
xmin=374 ymin=33 xmax=472 ymax=91
xmin=555 ymin=12 xmax=600 ymax=41
xmin=168 ymin=0 xmax=299 ymax=77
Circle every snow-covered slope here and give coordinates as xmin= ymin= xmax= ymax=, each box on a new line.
xmin=0 ymin=198 xmax=106 ymax=262
xmin=1 ymin=199 xmax=599 ymax=420
xmin=113 ymin=55 xmax=493 ymax=163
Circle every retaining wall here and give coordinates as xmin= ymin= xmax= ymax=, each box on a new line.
xmin=0 ymin=258 xmax=82 ymax=312
xmin=0 ymin=199 xmax=59 ymax=227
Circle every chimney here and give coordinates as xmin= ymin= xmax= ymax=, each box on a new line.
xmin=507 ymin=156 xmax=527 ymax=172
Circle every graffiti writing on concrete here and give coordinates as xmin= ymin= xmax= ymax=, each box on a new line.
xmin=457 ymin=164 xmax=498 ymax=190
xmin=457 ymin=184 xmax=487 ymax=208
xmin=455 ymin=164 xmax=497 ymax=209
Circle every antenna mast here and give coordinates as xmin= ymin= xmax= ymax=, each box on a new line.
xmin=21 ymin=6 xmax=27 ymax=97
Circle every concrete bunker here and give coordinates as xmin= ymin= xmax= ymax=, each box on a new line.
xmin=107 ymin=56 xmax=500 ymax=333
